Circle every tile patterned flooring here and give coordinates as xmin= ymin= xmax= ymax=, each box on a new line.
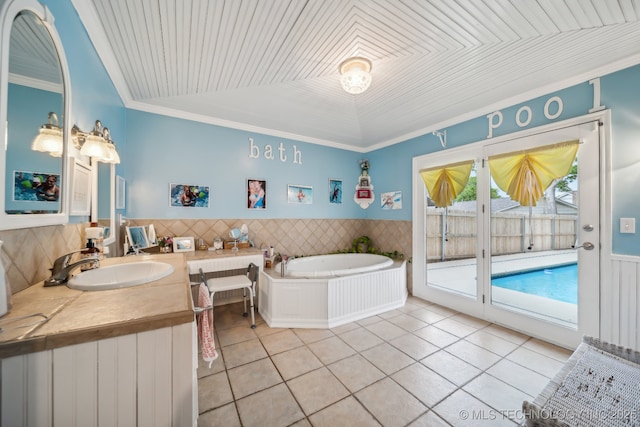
xmin=196 ymin=297 xmax=572 ymax=426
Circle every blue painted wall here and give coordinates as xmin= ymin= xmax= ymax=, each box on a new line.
xmin=124 ymin=110 xmax=363 ymax=219
xmin=42 ymin=0 xmax=126 ymax=224
xmin=367 ymin=68 xmax=640 ymax=256
xmin=37 ymin=0 xmax=640 ymax=255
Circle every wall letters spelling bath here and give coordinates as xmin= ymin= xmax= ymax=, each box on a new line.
xmin=248 ymin=137 xmax=302 ymax=165
xmin=486 ymin=78 xmax=605 ymax=139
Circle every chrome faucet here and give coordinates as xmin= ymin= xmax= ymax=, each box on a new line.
xmin=273 ymin=253 xmax=294 ymax=276
xmin=44 ymin=250 xmax=100 ymax=287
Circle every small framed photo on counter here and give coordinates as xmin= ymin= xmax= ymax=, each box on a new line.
xmin=173 ymin=236 xmax=195 ymax=253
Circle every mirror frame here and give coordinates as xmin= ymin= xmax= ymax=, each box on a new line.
xmin=91 ymin=160 xmax=116 ymax=245
xmin=0 ymin=0 xmax=70 ymax=230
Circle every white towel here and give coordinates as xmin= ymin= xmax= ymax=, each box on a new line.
xmin=197 ymin=283 xmax=218 ymax=367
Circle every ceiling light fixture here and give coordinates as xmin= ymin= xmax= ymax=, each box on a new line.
xmin=339 ymin=57 xmax=372 ymax=95
xmin=31 ymin=112 xmax=63 ymax=157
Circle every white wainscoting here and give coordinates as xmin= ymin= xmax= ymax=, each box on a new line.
xmin=601 ymin=254 xmax=640 ymax=350
xmin=1 ymin=322 xmax=196 ymax=427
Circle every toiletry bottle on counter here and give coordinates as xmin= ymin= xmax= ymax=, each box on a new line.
xmin=85 ymin=225 xmax=104 ymax=258
xmin=81 ymin=239 xmax=100 ymax=271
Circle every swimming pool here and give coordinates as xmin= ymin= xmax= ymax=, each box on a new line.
xmin=492 ymin=264 xmax=577 ymax=304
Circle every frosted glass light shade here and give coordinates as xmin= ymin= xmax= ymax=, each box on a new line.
xmin=80 ymin=133 xmax=108 ymax=159
xmin=103 ymin=142 xmax=121 ymax=164
xmin=339 ymin=57 xmax=372 ymax=94
xmin=32 ymin=128 xmax=63 ymax=153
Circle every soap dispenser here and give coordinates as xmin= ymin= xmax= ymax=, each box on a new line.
xmin=81 ymin=239 xmax=99 ymax=271
xmin=0 ymin=240 xmax=13 ymax=318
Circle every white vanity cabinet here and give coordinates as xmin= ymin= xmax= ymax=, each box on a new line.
xmin=1 ymin=322 xmax=196 ymax=427
xmin=0 ymin=253 xmax=197 ymax=427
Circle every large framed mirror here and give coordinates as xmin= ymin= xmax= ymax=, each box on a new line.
xmin=0 ymin=0 xmax=70 ymax=230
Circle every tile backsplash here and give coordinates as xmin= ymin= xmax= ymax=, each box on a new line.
xmin=0 ymin=224 xmax=87 ymax=293
xmin=0 ymin=219 xmax=413 ymax=294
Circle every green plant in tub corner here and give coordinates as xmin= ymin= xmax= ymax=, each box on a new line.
xmin=338 ymin=235 xmax=408 ymax=261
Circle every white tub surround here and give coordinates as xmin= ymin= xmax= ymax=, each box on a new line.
xmin=277 ymin=253 xmax=394 ymax=278
xmin=259 ymin=259 xmax=407 ymax=329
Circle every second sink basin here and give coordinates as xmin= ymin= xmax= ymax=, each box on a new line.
xmin=67 ymin=261 xmax=175 ymax=291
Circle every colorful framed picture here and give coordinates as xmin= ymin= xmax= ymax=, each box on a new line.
xmin=170 ymin=183 xmax=209 ymax=207
xmin=357 ymin=188 xmax=371 ymax=199
xmin=12 ymin=170 xmax=61 ymax=202
xmin=247 ymin=179 xmax=266 ymax=209
xmin=173 ymin=236 xmax=195 ymax=253
xmin=288 ymin=184 xmax=313 ymax=204
xmin=329 ymin=179 xmax=342 ymax=204
xmin=381 ymin=191 xmax=402 ymax=209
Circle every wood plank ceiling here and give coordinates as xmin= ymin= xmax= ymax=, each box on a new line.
xmin=72 ymin=0 xmax=640 ymax=150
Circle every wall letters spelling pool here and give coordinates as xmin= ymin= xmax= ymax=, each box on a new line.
xmin=485 ymin=77 xmax=605 ymax=138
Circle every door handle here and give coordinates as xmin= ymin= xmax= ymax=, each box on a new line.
xmin=573 ymin=242 xmax=595 ymax=250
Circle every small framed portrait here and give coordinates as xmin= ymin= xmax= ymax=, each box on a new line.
xmin=357 ymin=189 xmax=371 ymax=199
xmin=247 ymin=179 xmax=267 ymax=209
xmin=173 ymin=236 xmax=195 ymax=253
xmin=170 ymin=183 xmax=210 ymax=207
xmin=288 ymin=184 xmax=313 ymax=204
xmin=381 ymin=191 xmax=402 ymax=209
xmin=329 ymin=179 xmax=342 ymax=204
xmin=359 ymin=176 xmax=370 ymax=187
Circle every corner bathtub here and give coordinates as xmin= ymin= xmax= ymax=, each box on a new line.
xmin=259 ymin=254 xmax=407 ymax=328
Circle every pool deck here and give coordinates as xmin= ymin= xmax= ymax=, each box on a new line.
xmin=426 ymin=249 xmax=578 ymax=326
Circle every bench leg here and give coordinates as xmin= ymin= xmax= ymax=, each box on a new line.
xmin=248 ymin=287 xmax=256 ymax=329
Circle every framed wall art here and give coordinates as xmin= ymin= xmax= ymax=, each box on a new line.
xmin=69 ymin=159 xmax=92 ymax=215
xmin=381 ymin=191 xmax=402 ymax=209
xmin=170 ymin=183 xmax=210 ymax=207
xmin=247 ymin=179 xmax=266 ymax=209
xmin=329 ymin=179 xmax=342 ymax=204
xmin=12 ymin=170 xmax=61 ymax=203
xmin=288 ymin=184 xmax=313 ymax=204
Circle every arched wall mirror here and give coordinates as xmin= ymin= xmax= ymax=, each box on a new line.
xmin=0 ymin=0 xmax=70 ymax=230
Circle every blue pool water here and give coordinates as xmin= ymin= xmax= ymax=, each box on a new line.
xmin=492 ymin=264 xmax=577 ymax=304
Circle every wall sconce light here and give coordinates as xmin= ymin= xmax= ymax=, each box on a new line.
xmin=31 ymin=112 xmax=63 ymax=157
xmin=72 ymin=120 xmax=120 ymax=164
xmin=339 ymin=57 xmax=373 ymax=95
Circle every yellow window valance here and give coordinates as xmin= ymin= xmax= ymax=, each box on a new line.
xmin=488 ymin=140 xmax=579 ymax=206
xmin=420 ymin=160 xmax=474 ymax=208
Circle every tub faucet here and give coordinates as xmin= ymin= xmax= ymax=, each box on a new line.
xmin=273 ymin=253 xmax=293 ymax=276
xmin=44 ymin=250 xmax=100 ymax=287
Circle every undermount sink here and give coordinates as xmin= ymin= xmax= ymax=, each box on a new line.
xmin=67 ymin=261 xmax=175 ymax=291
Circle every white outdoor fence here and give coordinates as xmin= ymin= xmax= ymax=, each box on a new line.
xmin=427 ymin=209 xmax=577 ymax=261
